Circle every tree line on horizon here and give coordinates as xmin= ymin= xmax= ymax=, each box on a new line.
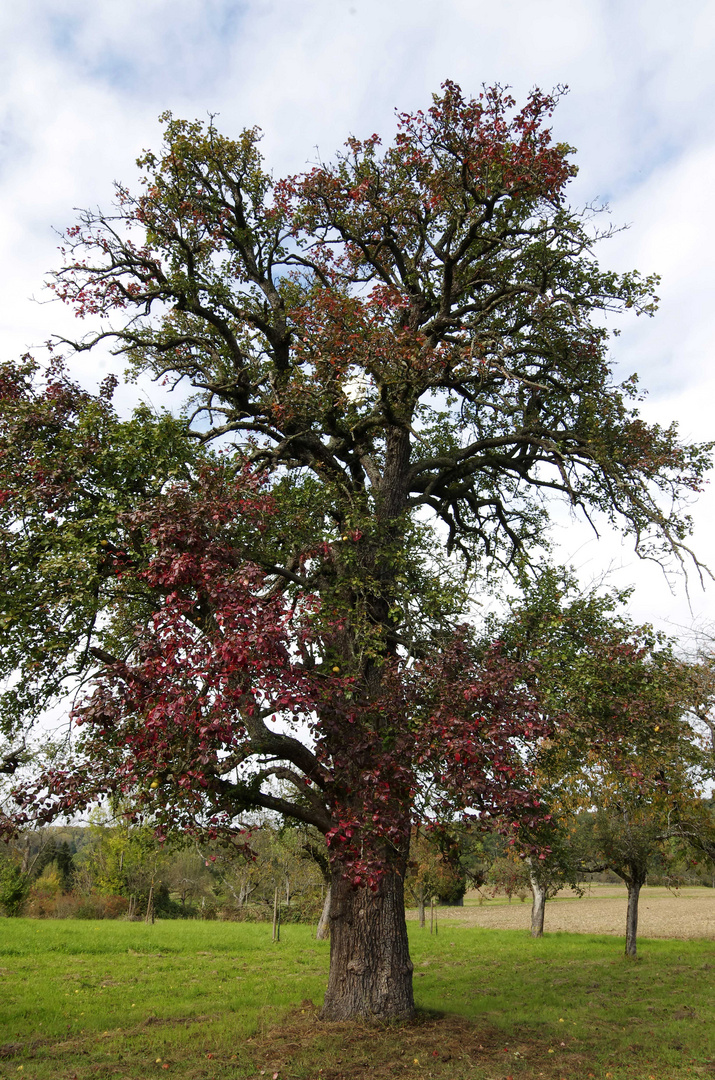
xmin=3 ymin=781 xmax=714 ymax=954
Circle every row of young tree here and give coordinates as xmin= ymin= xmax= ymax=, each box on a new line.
xmin=1 ymin=82 xmax=714 ymax=1019
xmin=377 ymin=567 xmax=715 ymax=957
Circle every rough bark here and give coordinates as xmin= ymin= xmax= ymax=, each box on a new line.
xmin=625 ymin=878 xmax=643 ymax=958
xmin=528 ymin=862 xmax=547 ymax=938
xmin=417 ymin=885 xmax=426 ymax=929
xmin=321 ymin=863 xmax=414 ymax=1021
xmin=316 ymin=886 xmax=331 ymax=940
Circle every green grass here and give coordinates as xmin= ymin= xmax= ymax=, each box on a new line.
xmin=1 ymin=917 xmax=713 ymax=1079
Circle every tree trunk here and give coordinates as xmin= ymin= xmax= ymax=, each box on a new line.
xmin=625 ymin=878 xmax=642 ymax=958
xmin=316 ymin=886 xmax=331 ymax=940
xmin=145 ymin=883 xmax=154 ymax=924
xmin=321 ymin=863 xmax=414 ymax=1021
xmin=272 ymin=887 xmax=279 ymax=942
xmin=528 ymin=862 xmax=547 ymax=938
xmin=417 ymin=884 xmax=425 ymax=929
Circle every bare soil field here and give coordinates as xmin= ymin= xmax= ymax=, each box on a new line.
xmin=407 ymin=884 xmax=715 ymax=939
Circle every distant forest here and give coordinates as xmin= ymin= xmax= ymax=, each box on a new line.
xmin=2 ymin=813 xmax=712 ymax=923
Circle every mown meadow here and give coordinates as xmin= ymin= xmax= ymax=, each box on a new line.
xmin=1 ymin=918 xmax=713 ymax=1080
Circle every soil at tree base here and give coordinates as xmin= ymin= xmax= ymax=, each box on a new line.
xmin=243 ymin=1004 xmax=645 ymax=1080
xmin=0 ymin=1011 xmax=612 ymax=1080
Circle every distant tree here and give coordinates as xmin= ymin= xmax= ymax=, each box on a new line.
xmin=522 ymin=824 xmax=595 ymax=938
xmin=577 ymin=794 xmax=688 ymax=956
xmin=557 ymin=688 xmax=702 ymax=958
xmin=406 ymin=828 xmax=468 ymax=926
xmin=33 ymin=838 xmax=75 ymax=893
xmin=75 ymin=810 xmax=176 ymax=917
xmin=162 ymin=847 xmax=215 ymax=912
xmin=492 ymin=569 xmax=703 ymax=947
xmin=487 ymin=847 xmax=531 ymax=903
xmin=0 ymin=851 xmax=30 ymax=915
xmin=209 ymin=824 xmax=324 ymax=913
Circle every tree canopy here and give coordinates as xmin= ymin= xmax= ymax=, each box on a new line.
xmin=489 ymin=569 xmax=712 ymax=949
xmin=1 ymin=82 xmax=711 ymax=1019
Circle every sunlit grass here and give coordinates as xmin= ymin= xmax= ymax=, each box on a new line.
xmin=1 ymin=917 xmax=713 ymax=1079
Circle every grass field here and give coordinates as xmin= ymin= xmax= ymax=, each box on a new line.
xmin=1 ymin=918 xmax=713 ymax=1080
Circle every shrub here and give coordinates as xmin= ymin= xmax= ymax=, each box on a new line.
xmin=0 ymin=860 xmax=31 ymax=916
xmin=24 ymin=891 xmax=129 ymax=919
xmin=217 ymin=896 xmax=323 ymax=923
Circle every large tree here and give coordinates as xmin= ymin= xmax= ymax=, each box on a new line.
xmin=1 ymin=83 xmax=711 ymax=1019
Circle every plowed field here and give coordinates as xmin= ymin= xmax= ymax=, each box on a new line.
xmin=408 ymin=884 xmax=715 ymax=939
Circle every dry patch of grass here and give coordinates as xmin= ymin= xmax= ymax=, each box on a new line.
xmin=246 ymin=1004 xmax=599 ymax=1080
xmin=2 ymin=1006 xmax=684 ymax=1080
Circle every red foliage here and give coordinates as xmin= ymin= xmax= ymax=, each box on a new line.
xmin=4 ymin=83 xmax=707 ymax=903
xmin=10 ymin=464 xmax=549 ymax=885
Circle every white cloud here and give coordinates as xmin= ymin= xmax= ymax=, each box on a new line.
xmin=2 ymin=0 xmax=714 ymax=634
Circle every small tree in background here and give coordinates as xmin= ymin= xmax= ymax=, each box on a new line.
xmin=0 ymin=851 xmax=31 ymax=916
xmin=547 ymin=662 xmax=702 ymax=958
xmin=73 ymin=810 xmax=178 ymax=918
xmin=521 ymin=820 xmax=594 ymax=938
xmin=407 ymin=828 xmax=468 ymax=926
xmin=490 ymin=568 xmax=707 ymax=945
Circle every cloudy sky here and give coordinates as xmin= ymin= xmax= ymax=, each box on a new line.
xmin=2 ymin=0 xmax=715 ymax=640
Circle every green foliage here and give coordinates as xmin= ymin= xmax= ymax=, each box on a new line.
xmin=477 ymin=565 xmax=715 ymax=926
xmin=73 ymin=810 xmax=204 ymax=914
xmin=32 ymin=838 xmax=76 ymax=892
xmin=407 ymin=829 xmax=468 ymax=906
xmin=0 ymin=852 xmax=31 ymax=915
xmin=4 ymin=819 xmax=329 ymax=921
xmin=2 ymin=84 xmax=714 ymax=1019
xmin=0 ymin=356 xmax=200 ymax=746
